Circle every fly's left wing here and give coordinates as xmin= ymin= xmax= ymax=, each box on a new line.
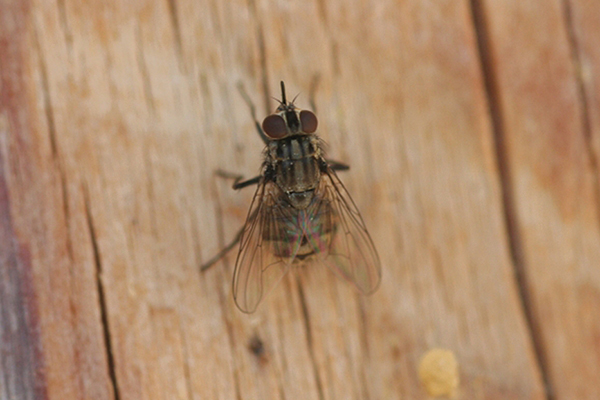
xmin=307 ymin=169 xmax=382 ymax=294
xmin=233 ymin=179 xmax=303 ymax=313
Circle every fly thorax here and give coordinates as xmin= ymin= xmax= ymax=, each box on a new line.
xmin=269 ymin=136 xmax=321 ymax=205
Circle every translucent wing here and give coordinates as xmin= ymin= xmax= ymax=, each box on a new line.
xmin=309 ymin=169 xmax=382 ymax=294
xmin=232 ymin=179 xmax=303 ymax=313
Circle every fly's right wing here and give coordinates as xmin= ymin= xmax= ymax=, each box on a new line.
xmin=232 ymin=179 xmax=303 ymax=313
xmin=308 ymin=169 xmax=382 ymax=295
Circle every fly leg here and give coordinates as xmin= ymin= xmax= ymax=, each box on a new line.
xmin=327 ymin=160 xmax=350 ymax=172
xmin=200 ymin=227 xmax=243 ymax=271
xmin=215 ymin=169 xmax=261 ymax=190
xmin=237 ymin=82 xmax=270 ymax=144
xmin=200 ymin=206 xmax=261 ymax=271
xmin=308 ymin=73 xmax=321 ymax=113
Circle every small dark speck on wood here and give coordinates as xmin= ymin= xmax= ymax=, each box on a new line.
xmin=248 ymin=334 xmax=268 ymax=364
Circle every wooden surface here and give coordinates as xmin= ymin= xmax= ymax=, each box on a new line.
xmin=1 ymin=0 xmax=599 ymax=399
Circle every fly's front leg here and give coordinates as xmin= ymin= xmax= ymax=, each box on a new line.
xmin=236 ymin=82 xmax=270 ymax=145
xmin=308 ymin=73 xmax=321 ymax=114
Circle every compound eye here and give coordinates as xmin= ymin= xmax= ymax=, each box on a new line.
xmin=262 ymin=114 xmax=287 ymax=138
xmin=300 ymin=110 xmax=318 ymax=133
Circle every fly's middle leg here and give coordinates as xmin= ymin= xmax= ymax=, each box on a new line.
xmin=327 ymin=160 xmax=350 ymax=172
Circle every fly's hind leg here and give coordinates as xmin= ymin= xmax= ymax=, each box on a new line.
xmin=200 ymin=227 xmax=244 ymax=271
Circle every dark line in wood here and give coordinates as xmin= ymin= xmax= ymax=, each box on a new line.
xmin=143 ymin=145 xmax=159 ymax=238
xmin=35 ymin=19 xmax=90 ymax=396
xmin=82 ymin=183 xmax=121 ymax=400
xmin=56 ymin=0 xmax=73 ymax=59
xmin=165 ymin=0 xmax=185 ymax=73
xmin=561 ymin=0 xmax=600 ymax=233
xmin=275 ymin=298 xmax=290 ymax=400
xmin=134 ymin=22 xmax=156 ymax=115
xmin=34 ymin=26 xmax=75 ymax=263
xmin=104 ymin=50 xmax=119 ymax=104
xmin=216 ymin=288 xmax=243 ymax=400
xmin=257 ymin=25 xmax=271 ymax=115
xmin=177 ymin=318 xmax=194 ymax=400
xmin=356 ymin=299 xmax=371 ymax=400
xmin=188 ymin=198 xmax=202 ymax=270
xmin=33 ymin=29 xmax=58 ymax=159
xmin=296 ymin=277 xmax=325 ymax=400
xmin=199 ymin=74 xmax=214 ymax=136
xmin=468 ymin=1 xmax=552 ymax=399
xmin=33 ymin=32 xmax=85 ymax=397
xmin=315 ymin=0 xmax=328 ymax=28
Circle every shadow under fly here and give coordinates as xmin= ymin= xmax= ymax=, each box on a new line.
xmin=201 ymin=81 xmax=381 ymax=313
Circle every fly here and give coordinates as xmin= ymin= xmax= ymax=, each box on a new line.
xmin=201 ymin=81 xmax=381 ymax=313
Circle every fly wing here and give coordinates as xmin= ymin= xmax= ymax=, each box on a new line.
xmin=309 ymin=169 xmax=382 ymax=294
xmin=233 ymin=179 xmax=302 ymax=313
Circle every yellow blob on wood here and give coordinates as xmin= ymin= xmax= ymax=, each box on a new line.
xmin=418 ymin=348 xmax=459 ymax=397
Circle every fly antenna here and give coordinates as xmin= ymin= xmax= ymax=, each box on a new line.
xmin=280 ymin=81 xmax=287 ymax=105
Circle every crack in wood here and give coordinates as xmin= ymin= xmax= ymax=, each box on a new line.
xmin=468 ymin=1 xmax=552 ymax=399
xmin=83 ymin=183 xmax=121 ymax=400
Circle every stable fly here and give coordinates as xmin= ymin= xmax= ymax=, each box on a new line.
xmin=201 ymin=81 xmax=381 ymax=313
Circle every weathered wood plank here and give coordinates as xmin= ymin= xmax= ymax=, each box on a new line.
xmin=1 ymin=0 xmax=116 ymax=399
xmin=0 ymin=4 xmax=46 ymax=399
xmin=11 ymin=0 xmax=600 ymax=397
xmin=477 ymin=0 xmax=600 ymax=398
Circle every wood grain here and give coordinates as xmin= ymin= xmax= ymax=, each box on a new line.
xmin=1 ymin=0 xmax=598 ymax=398
xmin=477 ymin=0 xmax=600 ymax=397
